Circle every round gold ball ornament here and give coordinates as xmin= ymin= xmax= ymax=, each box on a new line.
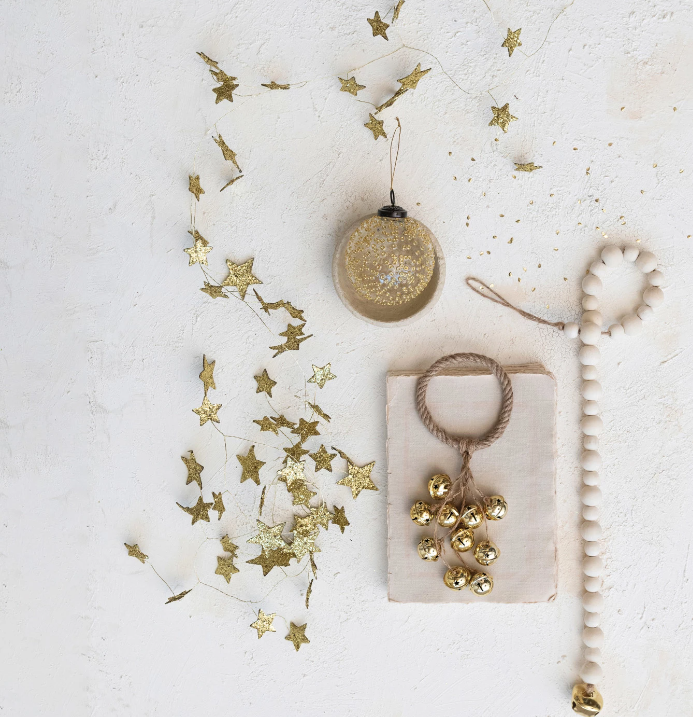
xmin=443 ymin=565 xmax=472 ymax=590
xmin=436 ymin=503 xmax=459 ymax=528
xmin=417 ymin=537 xmax=440 ymax=561
xmin=474 ymin=540 xmax=500 ymax=566
xmin=428 ymin=473 xmax=451 ymax=500
xmin=469 ymin=571 xmax=494 ymax=596
xmin=450 ymin=527 xmax=475 ymax=553
xmin=410 ymin=500 xmax=434 ymax=526
xmin=571 ymin=684 xmax=603 ymax=715
xmin=460 ymin=503 xmax=485 ymax=530
xmin=484 ymin=495 xmax=508 ymax=521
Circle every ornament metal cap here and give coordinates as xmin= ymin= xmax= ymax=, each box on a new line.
xmin=378 ymin=189 xmax=407 ymax=218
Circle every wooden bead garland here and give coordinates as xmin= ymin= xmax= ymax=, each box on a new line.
xmin=467 ymin=244 xmax=665 ymax=716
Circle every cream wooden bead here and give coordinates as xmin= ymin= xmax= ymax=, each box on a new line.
xmin=647 ymin=269 xmax=664 ymax=286
xmin=601 ymin=245 xmax=623 ymax=267
xmin=582 ymin=310 xmax=603 ymax=326
xmin=643 ymin=286 xmax=664 ymax=308
xmin=622 ymin=314 xmax=643 ymax=335
xmin=583 ymin=505 xmax=600 ymax=521
xmin=579 ymin=322 xmax=601 ymax=345
xmin=635 ymin=251 xmax=657 ymax=273
xmin=623 ymin=246 xmax=639 ymax=262
xmin=584 ymin=435 xmax=599 ymax=450
xmin=584 ymin=611 xmax=601 ymax=627
xmin=583 ymin=400 xmax=599 ymax=415
xmin=582 ymin=365 xmax=598 ymax=380
xmin=584 ymin=576 xmax=601 ymax=593
xmin=584 ymin=541 xmax=601 ymax=556
xmin=581 ymin=451 xmax=602 ymax=472
xmin=583 ymin=592 xmax=604 ymax=612
xmin=581 ymin=485 xmax=602 ymax=506
xmin=579 ymin=345 xmax=600 ymax=365
xmin=563 ymin=321 xmax=579 ymax=338
xmin=579 ymin=661 xmax=603 ymax=683
xmin=583 ymin=471 xmax=600 ymax=486
xmin=609 ymin=323 xmax=625 ymax=337
xmin=637 ymin=304 xmax=654 ymax=321
xmin=581 ymin=521 xmax=602 ymax=541
xmin=582 ymin=274 xmax=603 ymax=295
xmin=589 ymin=261 xmax=608 ymax=278
xmin=582 ymin=295 xmax=599 ymax=310
xmin=582 ymin=627 xmax=604 ymax=648
xmin=581 ymin=415 xmax=603 ymax=435
xmin=584 ymin=647 xmax=602 ymax=663
xmin=581 ymin=380 xmax=602 ymax=400
xmin=583 ymin=556 xmax=604 ymax=576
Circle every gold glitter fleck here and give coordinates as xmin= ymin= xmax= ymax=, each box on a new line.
xmin=166 ymin=589 xmax=192 ymax=604
xmin=514 ymin=162 xmax=541 ymax=172
xmin=220 ymin=175 xmax=244 ymax=192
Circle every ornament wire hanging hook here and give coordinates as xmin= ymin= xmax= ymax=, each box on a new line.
xmin=389 ymin=117 xmax=402 ymax=206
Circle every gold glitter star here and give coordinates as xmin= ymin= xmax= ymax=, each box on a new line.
xmin=254 ymin=291 xmax=306 ymax=321
xmin=177 ymin=495 xmax=213 ymax=525
xmin=272 ymin=415 xmax=296 ymax=429
xmin=285 ymin=622 xmax=310 ymax=651
xmin=212 ymin=491 xmax=225 ymax=520
xmin=200 ymin=282 xmax=227 ymax=299
xmin=213 ymin=134 xmax=242 ymax=172
xmin=199 ymin=354 xmax=216 ymax=395
xmin=254 ymin=416 xmax=279 ymax=434
xmin=292 ymin=514 xmax=318 ymax=536
xmin=248 ymin=520 xmax=287 ymax=551
xmin=308 ymin=402 xmax=331 ymax=422
xmin=250 ymin=609 xmax=277 ymax=638
xmin=236 ymin=445 xmax=265 ymax=485
xmin=514 ymin=162 xmax=542 ymax=172
xmin=189 ymin=174 xmax=204 ymax=201
xmin=331 ymin=506 xmax=350 ymax=533
xmin=309 ymin=503 xmax=334 ymax=530
xmin=290 ymin=529 xmax=320 ymax=560
xmin=184 ymin=237 xmax=212 ymax=266
xmin=489 ymin=103 xmax=518 ymax=133
xmin=309 ymin=444 xmax=336 ymax=472
xmin=254 ymin=368 xmax=277 ymax=397
xmin=124 ymin=543 xmax=148 ymax=563
xmin=289 ymin=481 xmax=317 ymax=507
xmin=222 ymin=258 xmax=262 ymax=300
xmin=283 ymin=442 xmax=310 ymax=462
xmin=220 ymin=175 xmax=244 ymax=192
xmin=364 ymin=113 xmax=387 ymax=140
xmin=192 ymin=396 xmax=222 ymax=425
xmin=398 ymin=63 xmax=431 ymax=90
xmin=337 ymin=460 xmax=378 ymax=499
xmin=277 ymin=457 xmax=306 ymax=489
xmin=502 ymin=28 xmax=522 ymax=57
xmin=220 ymin=536 xmax=238 ymax=556
xmin=212 ymin=75 xmax=239 ymax=104
xmin=393 ymin=0 xmax=405 ymax=20
xmin=262 ymin=81 xmax=290 ymax=90
xmin=197 ymin=51 xmax=220 ymax=70
xmin=291 ymin=418 xmax=320 ymax=443
xmin=339 ymin=76 xmax=366 ymax=96
xmin=166 ymin=589 xmax=192 ymax=604
xmin=308 ymin=363 xmax=336 ymax=389
xmin=246 ymin=547 xmax=292 ymax=576
xmin=367 ymin=11 xmax=389 ymax=40
xmin=181 ymin=450 xmax=204 ymax=489
xmin=270 ymin=333 xmax=313 ymax=358
xmin=215 ymin=554 xmax=239 ymax=583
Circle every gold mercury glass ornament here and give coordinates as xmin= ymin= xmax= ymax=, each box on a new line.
xmin=444 ymin=566 xmax=472 ymax=590
xmin=484 ymin=495 xmax=508 ymax=520
xmin=571 ymin=684 xmax=603 ymax=715
xmin=417 ymin=537 xmax=440 ymax=561
xmin=410 ymin=500 xmax=434 ymax=526
xmin=450 ymin=527 xmax=475 ymax=553
xmin=428 ymin=473 xmax=451 ymax=500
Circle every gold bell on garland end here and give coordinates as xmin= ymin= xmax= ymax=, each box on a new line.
xmin=460 ymin=503 xmax=484 ymax=530
xmin=450 ymin=527 xmax=475 ymax=553
xmin=410 ymin=500 xmax=434 ymax=526
xmin=484 ymin=494 xmax=508 ymax=520
xmin=417 ymin=537 xmax=440 ymax=561
xmin=443 ymin=565 xmax=472 ymax=590
xmin=474 ymin=540 xmax=500 ymax=566
xmin=436 ymin=503 xmax=459 ymax=528
xmin=469 ymin=571 xmax=494 ymax=595
xmin=571 ymin=683 xmax=603 ymax=715
xmin=428 ymin=473 xmax=451 ymax=500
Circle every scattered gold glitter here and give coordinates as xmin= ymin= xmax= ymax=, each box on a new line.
xmin=254 ymin=416 xmax=279 ymax=434
xmin=181 ymin=450 xmax=204 ymax=490
xmin=192 ymin=396 xmax=222 ymax=425
xmin=345 ymin=216 xmax=435 ymax=306
xmin=199 ymin=354 xmax=216 ymax=395
xmin=393 ymin=0 xmax=405 ymax=20
xmin=254 ymin=368 xmax=277 ymax=397
xmin=166 ymin=589 xmax=192 ymax=604
xmin=337 ymin=459 xmax=378 ymax=499
xmin=489 ymin=103 xmax=518 ymax=132
xmin=501 ymin=28 xmax=522 ymax=56
xmin=367 ymin=11 xmax=389 ymax=40
xmin=212 ymin=491 xmax=225 ymax=520
xmin=189 ymin=174 xmax=204 ymax=201
xmin=237 ymin=446 xmax=265 ymax=485
xmin=332 ymin=506 xmax=350 ymax=533
xmin=285 ymin=622 xmax=310 ymax=651
xmin=248 ymin=520 xmax=287 ymax=551
xmin=177 ymin=496 xmax=213 ymax=525
xmin=215 ymin=554 xmax=239 ymax=582
xmin=200 ymin=282 xmax=227 ymax=299
xmin=364 ymin=113 xmax=387 ymax=140
xmin=124 ymin=543 xmax=148 ymax=563
xmin=222 ymin=258 xmax=262 ymax=300
xmin=308 ymin=402 xmax=331 ymax=422
xmin=308 ymin=363 xmax=336 ymax=389
xmin=514 ymin=162 xmax=541 ymax=172
xmin=220 ymin=175 xmax=244 ymax=192
xmin=262 ymin=81 xmax=290 ymax=90
xmin=310 ymin=445 xmax=337 ymax=472
xmin=251 ymin=609 xmax=277 ymax=638
xmin=246 ymin=547 xmax=292 ymax=576
xmin=213 ymin=134 xmax=242 ymax=172
xmin=339 ymin=76 xmax=366 ymax=96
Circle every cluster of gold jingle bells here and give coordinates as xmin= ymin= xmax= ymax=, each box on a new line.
xmin=411 ymin=473 xmax=507 ymax=595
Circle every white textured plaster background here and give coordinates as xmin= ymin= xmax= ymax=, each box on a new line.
xmin=2 ymin=0 xmax=693 ymax=715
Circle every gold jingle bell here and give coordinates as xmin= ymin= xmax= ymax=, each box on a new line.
xmin=443 ymin=565 xmax=472 ymax=590
xmin=428 ymin=473 xmax=451 ymax=500
xmin=460 ymin=503 xmax=484 ymax=530
xmin=417 ymin=537 xmax=440 ymax=561
xmin=437 ymin=503 xmax=459 ymax=528
xmin=450 ymin=527 xmax=475 ymax=553
xmin=410 ymin=501 xmax=434 ymax=526
xmin=474 ymin=540 xmax=500 ymax=566
xmin=469 ymin=571 xmax=493 ymax=595
xmin=484 ymin=495 xmax=508 ymax=521
xmin=571 ymin=683 xmax=603 ymax=716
